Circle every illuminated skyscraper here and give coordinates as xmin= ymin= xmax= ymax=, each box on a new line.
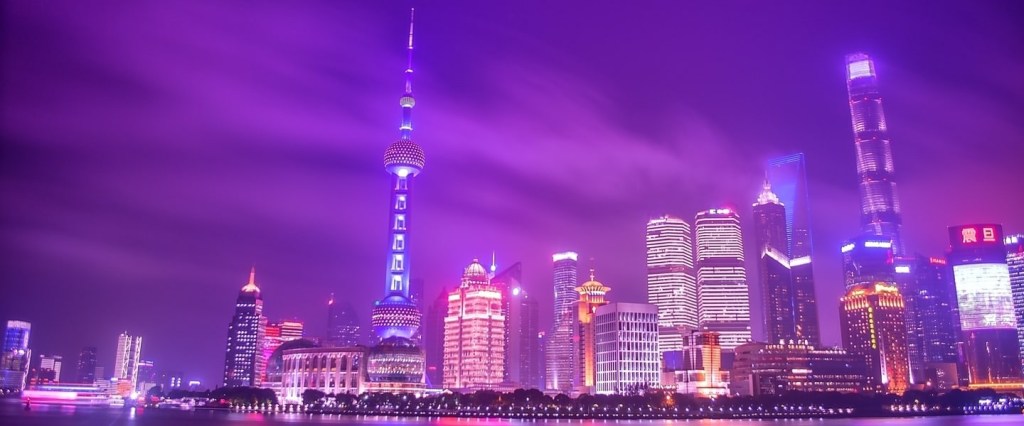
xmin=840 ymin=283 xmax=910 ymax=394
xmin=223 ymin=268 xmax=264 ymax=387
xmin=893 ymin=255 xmax=962 ymax=388
xmin=752 ymin=181 xmax=820 ymax=345
xmin=326 ymin=295 xmax=361 ymax=347
xmin=695 ymin=209 xmax=752 ymax=350
xmin=443 ymin=260 xmax=505 ymax=390
xmin=76 ymin=346 xmax=97 ymax=384
xmin=1006 ymin=234 xmax=1024 ymax=372
xmin=845 ymin=53 xmax=905 ymax=255
xmin=841 ymin=235 xmax=895 ymax=291
xmin=646 ymin=216 xmax=697 ymax=354
xmin=753 ymin=181 xmax=792 ymax=343
xmin=365 ymin=9 xmax=426 ymax=394
xmin=0 ymin=320 xmax=31 ymax=390
xmin=510 ymin=286 xmax=542 ymax=389
xmin=546 ymin=251 xmax=578 ymax=392
xmin=947 ymin=224 xmax=1022 ymax=384
xmin=424 ymin=287 xmax=448 ymax=388
xmin=114 ymin=332 xmax=143 ymax=390
xmin=766 ymin=153 xmax=813 ymax=257
xmin=574 ymin=269 xmax=610 ymax=393
xmin=491 ymin=260 xmax=522 ymax=383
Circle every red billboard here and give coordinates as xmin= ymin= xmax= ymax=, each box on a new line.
xmin=948 ymin=224 xmax=1003 ymax=250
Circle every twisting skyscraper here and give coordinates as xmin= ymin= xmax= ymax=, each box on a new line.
xmin=365 ymin=10 xmax=426 ymax=393
xmin=223 ymin=268 xmax=263 ymax=387
xmin=695 ymin=209 xmax=752 ymax=351
xmin=646 ymin=216 xmax=698 ymax=355
xmin=845 ymin=53 xmax=905 ymax=255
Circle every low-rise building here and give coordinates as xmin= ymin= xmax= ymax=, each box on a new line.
xmin=730 ymin=341 xmax=868 ymax=396
xmin=280 ymin=347 xmax=367 ymax=404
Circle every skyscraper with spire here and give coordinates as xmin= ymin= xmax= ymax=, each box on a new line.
xmin=223 ymin=267 xmax=264 ymax=387
xmin=845 ymin=53 xmax=905 ymax=255
xmin=365 ymin=9 xmax=426 ymax=393
xmin=752 ymin=181 xmax=821 ymax=345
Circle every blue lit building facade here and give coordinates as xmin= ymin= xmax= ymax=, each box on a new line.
xmin=766 ymin=153 xmax=813 ymax=258
xmin=0 ymin=320 xmax=32 ymax=390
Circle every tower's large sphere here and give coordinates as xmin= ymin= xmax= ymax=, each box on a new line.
xmin=371 ymin=293 xmax=421 ymax=340
xmin=384 ymin=140 xmax=425 ymax=176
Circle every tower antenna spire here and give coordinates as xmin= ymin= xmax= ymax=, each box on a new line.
xmin=397 ymin=8 xmax=416 ymax=141
xmin=405 ymin=8 xmax=415 ymax=94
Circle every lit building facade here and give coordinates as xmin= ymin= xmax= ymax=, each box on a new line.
xmin=547 ymin=251 xmax=578 ymax=392
xmin=574 ymin=270 xmax=610 ymax=394
xmin=730 ymin=342 xmax=868 ymax=396
xmin=695 ymin=209 xmax=752 ymax=350
xmin=113 ymin=332 xmax=143 ymax=391
xmin=947 ymin=224 xmax=1022 ymax=384
xmin=443 ymin=260 xmax=505 ymax=390
xmin=842 ymin=235 xmax=895 ymax=291
xmin=845 ymin=52 xmax=905 ymax=255
xmin=76 ymin=347 xmax=97 ymax=384
xmin=326 ymin=296 xmax=361 ymax=348
xmin=0 ymin=320 xmax=32 ymax=390
xmin=752 ymin=181 xmax=819 ymax=345
xmin=366 ymin=10 xmax=425 ymax=394
xmin=594 ymin=303 xmax=660 ymax=395
xmin=222 ymin=268 xmax=263 ymax=387
xmin=423 ymin=287 xmax=448 ymax=388
xmin=893 ymin=255 xmax=962 ymax=388
xmin=840 ymin=283 xmax=910 ymax=394
xmin=491 ymin=261 xmax=522 ymax=383
xmin=669 ymin=331 xmax=728 ymax=397
xmin=280 ymin=347 xmax=367 ymax=403
xmin=765 ymin=153 xmax=814 ymax=258
xmin=28 ymin=354 xmax=62 ymax=386
xmin=510 ymin=286 xmax=542 ymax=389
xmin=646 ymin=216 xmax=698 ymax=355
xmin=1006 ymin=234 xmax=1024 ymax=373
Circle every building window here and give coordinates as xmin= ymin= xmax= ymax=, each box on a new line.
xmin=393 ymin=254 xmax=404 ymax=272
xmin=396 ymin=195 xmax=407 ymax=210
xmin=395 ymin=215 xmax=406 ymax=230
xmin=394 ymin=235 xmax=405 ymax=251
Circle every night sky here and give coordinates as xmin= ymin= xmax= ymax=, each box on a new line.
xmin=2 ymin=1 xmax=1022 ymax=386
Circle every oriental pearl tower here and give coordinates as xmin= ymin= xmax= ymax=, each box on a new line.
xmin=366 ymin=9 xmax=426 ymax=391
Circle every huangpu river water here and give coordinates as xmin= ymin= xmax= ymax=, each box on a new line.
xmin=2 ymin=403 xmax=1022 ymax=426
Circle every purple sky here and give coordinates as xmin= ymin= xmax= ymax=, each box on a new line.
xmin=2 ymin=1 xmax=1022 ymax=385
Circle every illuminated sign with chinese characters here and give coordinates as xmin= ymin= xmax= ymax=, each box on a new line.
xmin=949 ymin=224 xmax=1003 ymax=250
xmin=952 ymin=263 xmax=1016 ymax=331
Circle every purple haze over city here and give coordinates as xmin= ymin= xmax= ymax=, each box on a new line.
xmin=1 ymin=1 xmax=1022 ymax=385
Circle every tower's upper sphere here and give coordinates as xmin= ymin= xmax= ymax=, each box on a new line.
xmin=384 ymin=140 xmax=425 ymax=176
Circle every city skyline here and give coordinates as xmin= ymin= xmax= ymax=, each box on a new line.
xmin=2 ymin=1 xmax=1023 ymax=386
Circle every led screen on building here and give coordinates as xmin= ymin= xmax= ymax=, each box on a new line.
xmin=953 ymin=263 xmax=1016 ymax=330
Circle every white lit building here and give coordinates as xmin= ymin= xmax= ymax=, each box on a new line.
xmin=280 ymin=347 xmax=367 ymax=403
xmin=694 ymin=209 xmax=752 ymax=350
xmin=594 ymin=302 xmax=660 ymax=395
xmin=546 ymin=251 xmax=578 ymax=392
xmin=646 ymin=216 xmax=697 ymax=354
xmin=443 ymin=260 xmax=505 ymax=390
xmin=113 ymin=332 xmax=142 ymax=392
